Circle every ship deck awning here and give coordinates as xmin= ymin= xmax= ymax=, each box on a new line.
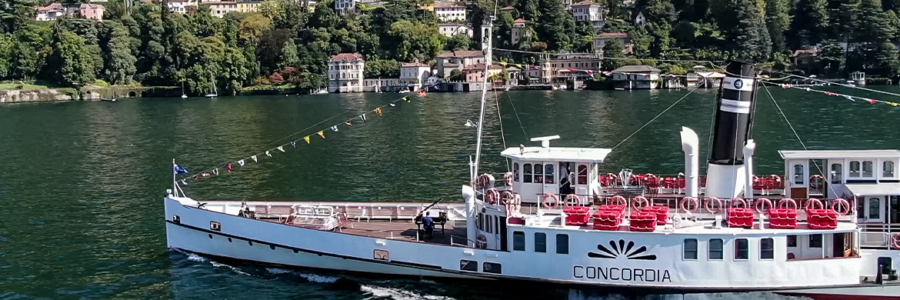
xmin=845 ymin=183 xmax=900 ymax=196
xmin=778 ymin=149 xmax=900 ymax=160
xmin=500 ymin=147 xmax=611 ymax=162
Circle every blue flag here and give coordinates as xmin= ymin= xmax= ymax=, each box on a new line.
xmin=174 ymin=164 xmax=190 ymax=174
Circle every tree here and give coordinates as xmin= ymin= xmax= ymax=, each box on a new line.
xmin=47 ymin=31 xmax=96 ymax=87
xmin=602 ymin=39 xmax=625 ymax=71
xmin=239 ymin=13 xmax=272 ymax=45
xmin=269 ymin=72 xmax=284 ymax=84
xmin=103 ymin=26 xmax=138 ymax=84
xmin=789 ymin=0 xmax=830 ymax=48
xmin=279 ymin=39 xmax=299 ymax=69
xmin=730 ymin=0 xmax=771 ymax=62
xmin=818 ymin=40 xmax=846 ymax=77
xmin=534 ymin=0 xmax=574 ymax=51
xmin=445 ymin=33 xmax=471 ymax=51
xmin=765 ymin=0 xmax=791 ymax=53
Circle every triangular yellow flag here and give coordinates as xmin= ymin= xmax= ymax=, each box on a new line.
xmin=888 ymin=102 xmax=899 ymax=106
xmin=303 ymin=136 xmax=310 ymax=144
xmin=403 ymin=96 xmax=410 ymax=102
xmin=317 ymin=131 xmax=325 ymax=139
xmin=375 ymin=107 xmax=383 ymax=116
xmin=515 ymin=64 xmax=523 ymax=68
xmin=498 ymin=61 xmax=507 ymax=66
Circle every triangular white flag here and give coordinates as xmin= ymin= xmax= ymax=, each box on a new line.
xmin=291 ymin=141 xmax=297 ymax=148
xmin=181 ymin=179 xmax=188 ymax=185
xmin=238 ymin=160 xmax=245 ymax=166
xmin=331 ymin=125 xmax=338 ymax=132
xmin=251 ymin=155 xmax=258 ymax=162
xmin=360 ymin=114 xmax=367 ymax=121
xmin=277 ymin=146 xmax=285 ymax=152
xmin=265 ymin=151 xmax=272 ymax=157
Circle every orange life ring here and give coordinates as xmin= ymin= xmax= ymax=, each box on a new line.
xmin=610 ymin=195 xmax=627 ymax=206
xmin=731 ymin=197 xmax=748 ymax=208
xmin=476 ymin=234 xmax=487 ymax=249
xmin=499 ymin=190 xmax=514 ymax=205
xmin=778 ymin=198 xmax=798 ymax=210
xmin=831 ymin=198 xmax=851 ymax=215
xmin=476 ymin=173 xmax=494 ymax=189
xmin=485 ymin=188 xmax=500 ymax=204
xmin=892 ymin=233 xmax=900 ymax=250
xmin=754 ymin=198 xmax=773 ymax=213
xmin=503 ymin=172 xmax=514 ymax=186
xmin=805 ymin=198 xmax=824 ymax=210
xmin=542 ymin=193 xmax=560 ymax=209
xmin=564 ymin=194 xmax=581 ymax=207
xmin=705 ymin=197 xmax=722 ymax=213
xmin=680 ymin=197 xmax=699 ymax=213
xmin=809 ymin=175 xmax=825 ymax=190
xmin=632 ymin=196 xmax=650 ymax=211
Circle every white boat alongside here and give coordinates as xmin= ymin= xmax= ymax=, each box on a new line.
xmin=163 ymin=18 xmax=899 ymax=299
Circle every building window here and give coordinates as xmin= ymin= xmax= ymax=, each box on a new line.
xmin=760 ymin=238 xmax=774 ymax=260
xmin=735 ymin=239 xmax=749 ymax=260
xmin=884 ymin=161 xmax=895 ymax=177
xmin=831 ymin=163 xmax=842 ymax=183
xmin=809 ymin=234 xmax=823 ymax=248
xmin=793 ymin=164 xmax=804 ymax=185
xmin=863 ymin=161 xmax=874 ymax=177
xmin=556 ymin=234 xmax=569 ymax=254
xmin=709 ymin=239 xmax=723 ymax=260
xmin=513 ymin=231 xmax=525 ymax=251
xmin=534 ymin=232 xmax=546 ymax=253
xmin=683 ymin=239 xmax=698 ymax=260
xmin=787 ymin=235 xmax=797 ymax=247
xmin=850 ymin=161 xmax=861 ymax=177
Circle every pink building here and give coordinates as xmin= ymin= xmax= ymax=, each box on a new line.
xmin=79 ymin=3 xmax=105 ymax=21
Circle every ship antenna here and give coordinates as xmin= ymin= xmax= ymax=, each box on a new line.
xmin=471 ymin=11 xmax=495 ymax=183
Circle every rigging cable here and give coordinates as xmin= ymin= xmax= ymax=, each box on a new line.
xmin=490 ymin=89 xmax=510 ymax=171
xmin=610 ymin=85 xmax=701 ymax=151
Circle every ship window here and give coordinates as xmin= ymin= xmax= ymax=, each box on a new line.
xmin=863 ymin=161 xmax=874 ymax=177
xmin=760 ymin=238 xmax=774 ymax=260
xmin=793 ymin=164 xmax=804 ymax=185
xmin=486 ymin=215 xmax=492 ymax=233
xmin=787 ymin=235 xmax=797 ymax=247
xmin=578 ymin=165 xmax=588 ymax=185
xmin=534 ymin=164 xmax=543 ymax=183
xmin=534 ymin=232 xmax=547 ymax=253
xmin=883 ymin=161 xmax=895 ymax=178
xmin=544 ymin=164 xmax=555 ymax=184
xmin=556 ymin=234 xmax=569 ymax=254
xmin=523 ymin=164 xmax=532 ymax=183
xmin=513 ymin=231 xmax=525 ymax=251
xmin=869 ymin=197 xmax=880 ymax=219
xmin=809 ymin=234 xmax=823 ymax=248
xmin=830 ymin=163 xmax=842 ymax=184
xmin=709 ymin=239 xmax=723 ymax=260
xmin=683 ymin=239 xmax=698 ymax=260
xmin=735 ymin=239 xmax=749 ymax=260
xmin=850 ymin=161 xmax=861 ymax=178
xmin=514 ymin=163 xmax=520 ymax=182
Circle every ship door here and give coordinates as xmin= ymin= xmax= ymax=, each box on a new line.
xmin=541 ymin=163 xmax=557 ymax=198
xmin=499 ymin=217 xmax=508 ymax=251
xmin=574 ymin=163 xmax=589 ymax=197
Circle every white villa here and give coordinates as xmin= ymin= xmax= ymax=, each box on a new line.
xmin=327 ymin=53 xmax=365 ymax=93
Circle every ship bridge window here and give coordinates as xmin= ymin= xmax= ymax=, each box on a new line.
xmin=534 ymin=232 xmax=547 ymax=253
xmin=830 ymin=163 xmax=842 ymax=184
xmin=850 ymin=161 xmax=861 ymax=178
xmin=863 ymin=161 xmax=874 ymax=177
xmin=578 ymin=165 xmax=588 ymax=185
xmin=556 ymin=234 xmax=569 ymax=254
xmin=683 ymin=239 xmax=698 ymax=260
xmin=709 ymin=239 xmax=723 ymax=260
xmin=514 ymin=163 xmax=520 ymax=182
xmin=883 ymin=161 xmax=895 ymax=178
xmin=513 ymin=231 xmax=525 ymax=251
xmin=544 ymin=164 xmax=555 ymax=184
xmin=793 ymin=164 xmax=804 ymax=185
xmin=809 ymin=234 xmax=823 ymax=248
xmin=735 ymin=239 xmax=749 ymax=260
xmin=760 ymin=238 xmax=774 ymax=260
xmin=534 ymin=164 xmax=543 ymax=183
xmin=523 ymin=164 xmax=533 ymax=183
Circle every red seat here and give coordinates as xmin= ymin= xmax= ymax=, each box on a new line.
xmin=768 ymin=208 xmax=798 ymax=229
xmin=807 ymin=209 xmax=838 ymax=229
xmin=629 ymin=211 xmax=657 ymax=232
xmin=564 ymin=206 xmax=591 ymax=226
xmin=727 ymin=208 xmax=755 ymax=228
xmin=643 ymin=205 xmax=670 ymax=225
xmin=593 ymin=210 xmax=623 ymax=230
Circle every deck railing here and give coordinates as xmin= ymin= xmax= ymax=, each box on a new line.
xmin=859 ymin=223 xmax=900 ymax=249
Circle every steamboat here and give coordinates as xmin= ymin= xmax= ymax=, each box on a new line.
xmin=162 ymin=19 xmax=900 ymax=299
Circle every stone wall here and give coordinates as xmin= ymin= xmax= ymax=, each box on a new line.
xmin=0 ymin=89 xmax=76 ymax=103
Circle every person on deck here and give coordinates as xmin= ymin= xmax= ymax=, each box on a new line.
xmin=560 ymin=163 xmax=571 ymax=196
xmin=423 ymin=212 xmax=435 ymax=241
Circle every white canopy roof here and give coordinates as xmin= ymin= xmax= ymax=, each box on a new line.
xmin=778 ymin=149 xmax=900 ymax=160
xmin=500 ymin=147 xmax=612 ymax=162
xmin=845 ymin=183 xmax=900 ymax=196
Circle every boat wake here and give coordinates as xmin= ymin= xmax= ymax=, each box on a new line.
xmin=359 ymin=285 xmax=456 ymax=300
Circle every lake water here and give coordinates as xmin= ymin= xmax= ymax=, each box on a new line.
xmin=1 ymin=86 xmax=899 ymax=299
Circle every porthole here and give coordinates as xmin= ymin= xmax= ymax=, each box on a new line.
xmin=293 ymin=249 xmax=299 ymax=253
xmin=249 ymin=241 xmax=253 ymax=246
xmin=270 ymin=245 xmax=276 ymax=250
xmin=228 ymin=238 xmax=232 ymax=242
xmin=210 ymin=221 xmax=221 ymax=232
xmin=173 ymin=215 xmax=181 ymax=224
xmin=208 ymin=234 xmax=212 ymax=239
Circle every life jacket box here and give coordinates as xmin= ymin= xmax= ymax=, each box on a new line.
xmin=508 ymin=217 xmax=525 ymax=225
xmin=727 ymin=208 xmax=755 ymax=228
xmin=592 ymin=210 xmax=623 ymax=230
xmin=629 ymin=211 xmax=657 ymax=232
xmin=564 ymin=206 xmax=591 ymax=226
xmin=768 ymin=208 xmax=798 ymax=229
xmin=643 ymin=205 xmax=669 ymax=225
xmin=807 ymin=209 xmax=838 ymax=229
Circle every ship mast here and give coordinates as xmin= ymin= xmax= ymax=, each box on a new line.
xmin=471 ymin=15 xmax=494 ymax=183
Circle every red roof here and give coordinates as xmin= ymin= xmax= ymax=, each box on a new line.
xmin=330 ymin=53 xmax=365 ymax=62
xmin=500 ymin=6 xmax=514 ymax=10
xmin=402 ymin=62 xmax=429 ymax=67
xmin=438 ymin=50 xmax=483 ymax=58
xmin=598 ymin=32 xmax=628 ymax=38
xmin=514 ymin=18 xmax=526 ymax=23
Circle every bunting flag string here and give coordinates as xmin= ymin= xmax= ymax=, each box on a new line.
xmin=773 ymin=83 xmax=900 ymax=107
xmin=176 ymin=95 xmax=417 ymax=183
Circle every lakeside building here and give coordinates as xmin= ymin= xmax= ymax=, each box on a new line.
xmin=570 ymin=1 xmax=605 ymax=28
xmin=546 ymin=54 xmax=601 ymax=83
xmin=400 ymin=62 xmax=433 ymax=90
xmin=511 ymin=18 xmax=528 ymax=46
xmin=335 ymin=0 xmax=357 ymax=13
xmin=435 ymin=5 xmax=465 ymax=22
xmin=593 ymin=32 xmax=634 ymax=54
xmin=327 ymin=53 xmax=365 ymax=93
xmin=35 ymin=3 xmax=104 ymax=21
xmin=438 ymin=24 xmax=473 ymax=38
xmin=167 ymin=1 xmax=198 ymax=14
xmin=610 ymin=65 xmax=661 ymax=89
xmin=435 ymin=50 xmax=485 ymax=78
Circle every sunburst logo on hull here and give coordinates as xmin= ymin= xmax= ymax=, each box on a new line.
xmin=588 ymin=239 xmax=657 ymax=260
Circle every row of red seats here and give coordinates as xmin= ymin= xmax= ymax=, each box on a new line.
xmin=599 ymin=174 xmax=786 ymax=190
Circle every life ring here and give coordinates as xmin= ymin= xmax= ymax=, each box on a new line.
xmin=499 ymin=190 xmax=515 ymax=205
xmin=503 ymin=172 xmax=514 ymax=186
xmin=484 ymin=188 xmax=500 ymax=204
xmin=778 ymin=198 xmax=798 ymax=210
xmin=805 ymin=198 xmax=824 ymax=210
xmin=809 ymin=175 xmax=825 ymax=191
xmin=476 ymin=173 xmax=495 ymax=189
xmin=476 ymin=234 xmax=487 ymax=249
xmin=632 ymin=196 xmax=650 ymax=211
xmin=731 ymin=197 xmax=748 ymax=208
xmin=705 ymin=197 xmax=723 ymax=213
xmin=610 ymin=195 xmax=627 ymax=206
xmin=542 ymin=193 xmax=560 ymax=209
xmin=892 ymin=233 xmax=900 ymax=250
xmin=606 ymin=173 xmax=620 ymax=186
xmin=680 ymin=197 xmax=699 ymax=213
xmin=754 ymin=198 xmax=773 ymax=213
xmin=564 ymin=194 xmax=581 ymax=207
xmin=831 ymin=198 xmax=851 ymax=215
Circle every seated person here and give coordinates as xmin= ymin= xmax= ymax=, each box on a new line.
xmin=423 ymin=212 xmax=435 ymax=240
